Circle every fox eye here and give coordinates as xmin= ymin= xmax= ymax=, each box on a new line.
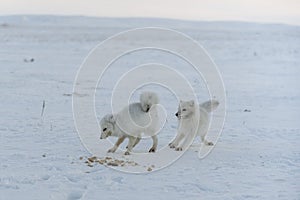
xmin=182 ymin=109 xmax=186 ymax=111
xmin=103 ymin=128 xmax=107 ymax=132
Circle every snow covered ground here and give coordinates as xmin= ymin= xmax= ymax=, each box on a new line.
xmin=0 ymin=15 xmax=299 ymax=199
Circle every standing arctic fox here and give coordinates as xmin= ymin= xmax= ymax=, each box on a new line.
xmin=100 ymin=92 xmax=160 ymax=155
xmin=169 ymin=100 xmax=219 ymax=151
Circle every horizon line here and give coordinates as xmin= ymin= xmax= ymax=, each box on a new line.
xmin=1 ymin=14 xmax=299 ymax=27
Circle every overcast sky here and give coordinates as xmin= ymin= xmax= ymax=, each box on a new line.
xmin=1 ymin=0 xmax=299 ymax=25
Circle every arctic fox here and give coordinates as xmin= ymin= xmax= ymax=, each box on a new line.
xmin=169 ymin=100 xmax=219 ymax=151
xmin=100 ymin=92 xmax=160 ymax=155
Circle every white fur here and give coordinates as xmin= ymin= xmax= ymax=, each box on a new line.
xmin=100 ymin=92 xmax=160 ymax=155
xmin=169 ymin=100 xmax=219 ymax=151
xmin=140 ymin=91 xmax=159 ymax=112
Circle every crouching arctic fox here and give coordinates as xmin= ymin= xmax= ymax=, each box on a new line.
xmin=100 ymin=92 xmax=160 ymax=155
xmin=169 ymin=99 xmax=219 ymax=151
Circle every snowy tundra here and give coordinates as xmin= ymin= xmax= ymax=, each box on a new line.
xmin=0 ymin=16 xmax=299 ymax=199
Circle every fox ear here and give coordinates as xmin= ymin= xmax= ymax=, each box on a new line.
xmin=107 ymin=114 xmax=115 ymax=123
xmin=189 ymin=100 xmax=195 ymax=106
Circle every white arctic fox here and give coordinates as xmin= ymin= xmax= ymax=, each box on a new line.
xmin=100 ymin=92 xmax=160 ymax=155
xmin=169 ymin=100 xmax=219 ymax=151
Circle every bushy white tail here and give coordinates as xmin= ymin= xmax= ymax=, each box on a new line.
xmin=199 ymin=100 xmax=219 ymax=113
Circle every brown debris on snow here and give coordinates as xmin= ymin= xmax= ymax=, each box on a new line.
xmin=83 ymin=156 xmax=139 ymax=168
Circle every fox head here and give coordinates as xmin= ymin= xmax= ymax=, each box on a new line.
xmin=175 ymin=100 xmax=195 ymax=119
xmin=100 ymin=114 xmax=115 ymax=139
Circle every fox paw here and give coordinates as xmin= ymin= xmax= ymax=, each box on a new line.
xmin=107 ymin=148 xmax=116 ymax=153
xmin=148 ymin=147 xmax=156 ymax=153
xmin=205 ymin=141 xmax=214 ymax=146
xmin=207 ymin=142 xmax=214 ymax=146
xmin=175 ymin=147 xmax=183 ymax=151
xmin=169 ymin=143 xmax=176 ymax=148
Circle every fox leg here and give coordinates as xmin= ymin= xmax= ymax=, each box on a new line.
xmin=133 ymin=137 xmax=141 ymax=148
xmin=126 ymin=137 xmax=141 ymax=149
xmin=125 ymin=136 xmax=137 ymax=155
xmin=149 ymin=135 xmax=158 ymax=152
xmin=107 ymin=136 xmax=126 ymax=153
xmin=175 ymin=133 xmax=195 ymax=151
xmin=201 ymin=135 xmax=213 ymax=146
xmin=169 ymin=132 xmax=184 ymax=148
